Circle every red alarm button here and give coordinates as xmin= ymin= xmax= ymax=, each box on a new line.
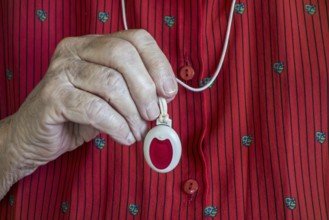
xmin=179 ymin=66 xmax=195 ymax=81
xmin=143 ymin=123 xmax=181 ymax=173
xmin=149 ymin=138 xmax=173 ymax=170
xmin=183 ymin=179 xmax=199 ymax=195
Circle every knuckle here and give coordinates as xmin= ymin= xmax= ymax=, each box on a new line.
xmin=132 ymin=29 xmax=154 ymax=44
xmin=65 ymin=60 xmax=88 ymax=83
xmin=54 ymin=37 xmax=76 ymax=58
xmin=110 ymin=38 xmax=136 ymax=55
xmin=56 ymin=37 xmax=72 ymax=48
xmin=62 ymin=59 xmax=82 ymax=77
xmin=50 ymin=38 xmax=81 ymax=73
xmin=103 ymin=69 xmax=123 ymax=89
xmin=103 ymin=39 xmax=139 ymax=66
xmin=101 ymin=69 xmax=128 ymax=102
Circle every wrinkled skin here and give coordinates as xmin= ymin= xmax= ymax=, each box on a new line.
xmin=4 ymin=29 xmax=178 ymax=181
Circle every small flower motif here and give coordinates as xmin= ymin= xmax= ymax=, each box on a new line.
xmin=9 ymin=195 xmax=14 ymax=207
xmin=61 ymin=201 xmax=69 ymax=213
xmin=204 ymin=206 xmax=218 ymax=218
xmin=98 ymin=12 xmax=109 ymax=23
xmin=316 ymin=131 xmax=326 ymax=144
xmin=234 ymin=3 xmax=245 ymax=14
xmin=95 ymin=138 xmax=106 ymax=150
xmin=128 ymin=204 xmax=139 ymax=216
xmin=285 ymin=197 xmax=296 ymax=210
xmin=305 ymin=4 xmax=316 ymax=15
xmin=6 ymin=69 xmax=13 ymax=80
xmin=199 ymin=77 xmax=214 ymax=88
xmin=36 ymin=9 xmax=47 ymax=22
xmin=242 ymin=135 xmax=253 ymax=147
xmin=164 ymin=16 xmax=175 ymax=27
xmin=273 ymin=62 xmax=284 ymax=74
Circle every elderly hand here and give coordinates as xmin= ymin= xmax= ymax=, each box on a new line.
xmin=6 ymin=29 xmax=178 ymax=175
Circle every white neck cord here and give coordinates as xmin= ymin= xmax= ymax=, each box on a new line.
xmin=121 ymin=0 xmax=236 ymax=92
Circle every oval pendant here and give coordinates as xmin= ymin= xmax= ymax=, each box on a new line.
xmin=143 ymin=124 xmax=181 ymax=173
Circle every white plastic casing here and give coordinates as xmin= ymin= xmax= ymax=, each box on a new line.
xmin=143 ymin=125 xmax=182 ymax=173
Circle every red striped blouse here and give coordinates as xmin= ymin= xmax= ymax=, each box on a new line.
xmin=0 ymin=0 xmax=328 ymax=219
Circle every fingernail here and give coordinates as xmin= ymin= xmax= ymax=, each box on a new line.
xmin=163 ymin=78 xmax=177 ymax=95
xmin=127 ymin=132 xmax=136 ymax=145
xmin=146 ymin=101 xmax=160 ymax=120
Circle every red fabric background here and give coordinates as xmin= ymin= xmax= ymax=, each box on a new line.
xmin=0 ymin=0 xmax=328 ymax=219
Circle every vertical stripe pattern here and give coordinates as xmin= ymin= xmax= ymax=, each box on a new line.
xmin=0 ymin=0 xmax=328 ymax=219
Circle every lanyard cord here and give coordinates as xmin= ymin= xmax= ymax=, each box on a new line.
xmin=121 ymin=0 xmax=236 ymax=92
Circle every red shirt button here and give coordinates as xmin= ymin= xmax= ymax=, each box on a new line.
xmin=179 ymin=66 xmax=195 ymax=81
xmin=183 ymin=179 xmax=199 ymax=195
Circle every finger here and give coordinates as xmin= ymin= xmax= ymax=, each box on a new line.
xmin=52 ymin=85 xmax=136 ymax=146
xmin=65 ymin=60 xmax=148 ymax=140
xmin=76 ymin=34 xmax=162 ymax=121
xmin=68 ymin=125 xmax=100 ymax=151
xmin=111 ymin=30 xmax=178 ymax=101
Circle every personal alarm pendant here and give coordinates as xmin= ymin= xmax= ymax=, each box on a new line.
xmin=143 ymin=98 xmax=181 ymax=173
xmin=121 ymin=0 xmax=236 ymax=173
